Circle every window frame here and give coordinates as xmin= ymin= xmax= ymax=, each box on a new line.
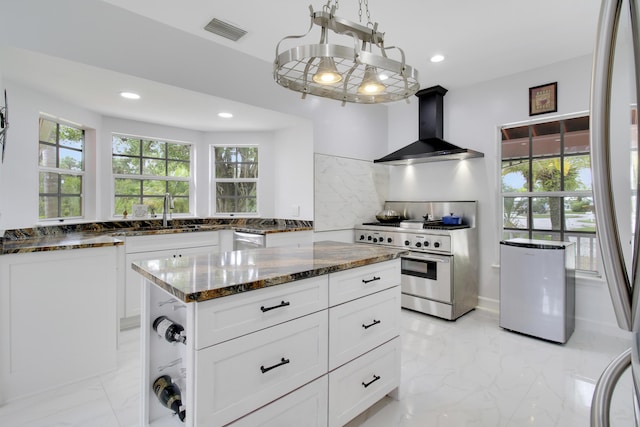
xmin=210 ymin=144 xmax=259 ymax=216
xmin=499 ymin=112 xmax=599 ymax=273
xmin=111 ymin=133 xmax=193 ymax=218
xmin=38 ymin=117 xmax=85 ymax=222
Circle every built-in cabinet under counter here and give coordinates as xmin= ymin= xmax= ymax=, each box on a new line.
xmin=133 ymin=242 xmax=405 ymax=427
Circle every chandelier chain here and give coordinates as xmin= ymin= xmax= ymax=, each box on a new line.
xmin=358 ymin=0 xmax=373 ymax=27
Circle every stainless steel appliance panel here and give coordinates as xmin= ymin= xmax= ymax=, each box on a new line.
xmin=233 ymin=231 xmax=266 ymax=250
xmin=400 ymin=252 xmax=452 ymax=303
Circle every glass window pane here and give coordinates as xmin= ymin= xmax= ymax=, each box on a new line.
xmin=59 ymin=147 xmax=83 ymax=171
xmin=39 ymin=119 xmax=57 ymax=143
xmin=114 ymin=197 xmax=140 ymax=216
xmin=142 ymin=197 xmax=163 ymax=215
xmin=113 ymin=136 xmax=140 ymax=156
xmin=238 ymin=163 xmax=258 ymax=179
xmin=502 ymin=230 xmax=529 ymax=240
xmin=531 ymin=232 xmax=561 ymax=241
xmin=115 ymin=178 xmax=142 ymax=196
xmin=216 ymin=162 xmax=235 ymax=179
xmin=503 ymin=197 xmax=528 ymax=229
xmin=237 ymin=182 xmax=257 ymax=196
xmin=566 ymin=234 xmax=599 ymax=271
xmin=112 ymin=156 xmax=140 ymax=174
xmin=168 ymin=180 xmax=189 ymax=197
xmin=531 ymin=196 xmax=562 ymax=231
xmin=501 ymin=160 xmax=528 ymax=192
xmin=172 ymin=197 xmax=189 ymax=214
xmin=143 ymin=140 xmax=166 ymax=158
xmin=238 ymin=147 xmax=258 ymax=163
xmin=565 ymin=155 xmax=592 ymax=191
xmin=39 ymin=143 xmax=57 ymax=167
xmin=565 ymin=196 xmax=596 ymax=232
xmin=39 ymin=196 xmax=59 ymax=218
xmin=216 ymin=182 xmax=236 ymax=197
xmin=59 ymin=125 xmax=83 ymax=150
xmin=167 ymin=160 xmax=190 ymax=177
xmin=216 ymin=198 xmax=235 ymax=213
xmin=143 ymin=159 xmax=166 ymax=176
xmin=168 ymin=143 xmax=190 ymax=160
xmin=39 ymin=172 xmax=59 ymax=193
xmin=531 ymin=121 xmax=561 ymax=157
xmin=60 ymin=174 xmax=82 ymax=195
xmin=532 ymin=157 xmax=562 ymax=191
xmin=60 ymin=196 xmax=82 ymax=217
xmin=143 ymin=180 xmax=167 ymax=196
xmin=216 ymin=147 xmax=237 ymax=163
xmin=564 ymin=116 xmax=590 ymax=155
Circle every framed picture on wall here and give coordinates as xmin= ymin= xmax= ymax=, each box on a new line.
xmin=529 ymin=82 xmax=557 ymax=116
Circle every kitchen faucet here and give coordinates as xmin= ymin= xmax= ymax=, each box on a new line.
xmin=163 ymin=193 xmax=174 ymax=227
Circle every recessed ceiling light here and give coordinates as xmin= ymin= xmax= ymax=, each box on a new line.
xmin=430 ymin=55 xmax=445 ymax=63
xmin=120 ymin=92 xmax=140 ymax=100
xmin=218 ymin=112 xmax=233 ymax=118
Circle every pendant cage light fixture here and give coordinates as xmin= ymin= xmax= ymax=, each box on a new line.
xmin=273 ymin=1 xmax=420 ymax=105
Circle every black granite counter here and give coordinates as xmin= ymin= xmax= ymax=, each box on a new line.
xmin=132 ymin=241 xmax=407 ymax=303
xmin=0 ymin=218 xmax=313 ymax=254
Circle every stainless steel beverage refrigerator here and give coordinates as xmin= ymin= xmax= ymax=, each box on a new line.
xmin=590 ymin=0 xmax=640 ymax=424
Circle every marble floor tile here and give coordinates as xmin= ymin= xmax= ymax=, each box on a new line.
xmin=0 ymin=309 xmax=636 ymax=426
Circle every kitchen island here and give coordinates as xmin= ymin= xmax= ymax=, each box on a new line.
xmin=132 ymin=241 xmax=406 ymax=426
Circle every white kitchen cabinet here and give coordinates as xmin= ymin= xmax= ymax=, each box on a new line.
xmin=123 ymin=231 xmax=219 ymax=322
xmin=194 ymin=310 xmax=328 ymax=426
xmin=229 ymin=376 xmax=328 ymax=427
xmin=0 ymin=246 xmax=119 ymax=404
xmin=139 ymin=256 xmax=400 ymax=427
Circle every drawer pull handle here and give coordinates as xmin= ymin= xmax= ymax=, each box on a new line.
xmin=260 ymin=301 xmax=291 ymax=313
xmin=260 ymin=357 xmax=290 ymax=374
xmin=362 ymin=276 xmax=380 ymax=284
xmin=362 ymin=375 xmax=381 ymax=388
xmin=362 ymin=319 xmax=381 ymax=330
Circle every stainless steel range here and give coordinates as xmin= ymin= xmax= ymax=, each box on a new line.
xmin=355 ymin=201 xmax=479 ymax=320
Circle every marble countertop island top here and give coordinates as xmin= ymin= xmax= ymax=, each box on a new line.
xmin=132 ymin=241 xmax=407 ymax=303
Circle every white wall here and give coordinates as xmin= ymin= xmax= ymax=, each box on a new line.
xmin=387 ymin=54 xmax=625 ymax=334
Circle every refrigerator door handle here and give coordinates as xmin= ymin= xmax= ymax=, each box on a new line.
xmin=590 ymin=0 xmax=633 ymax=331
xmin=591 ymin=348 xmax=632 ymax=427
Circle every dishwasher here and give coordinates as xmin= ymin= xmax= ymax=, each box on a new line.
xmin=499 ymin=238 xmax=576 ymax=343
xmin=233 ymin=231 xmax=266 ymax=250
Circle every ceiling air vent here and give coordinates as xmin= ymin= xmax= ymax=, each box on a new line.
xmin=204 ymin=18 xmax=247 ymax=41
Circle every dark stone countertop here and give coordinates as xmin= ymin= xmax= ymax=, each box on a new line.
xmin=132 ymin=241 xmax=407 ymax=303
xmin=0 ymin=218 xmax=313 ymax=255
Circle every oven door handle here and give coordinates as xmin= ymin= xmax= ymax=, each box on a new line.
xmin=403 ymin=254 xmax=450 ymax=263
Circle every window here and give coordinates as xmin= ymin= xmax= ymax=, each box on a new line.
xmin=212 ymin=146 xmax=258 ymax=214
xmin=38 ymin=118 xmax=84 ymax=220
xmin=112 ymin=135 xmax=191 ymax=217
xmin=501 ymin=115 xmax=597 ymax=271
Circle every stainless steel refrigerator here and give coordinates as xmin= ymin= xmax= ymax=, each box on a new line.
xmin=590 ymin=0 xmax=640 ymax=424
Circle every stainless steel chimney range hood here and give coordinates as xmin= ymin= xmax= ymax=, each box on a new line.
xmin=374 ymin=85 xmax=484 ymax=165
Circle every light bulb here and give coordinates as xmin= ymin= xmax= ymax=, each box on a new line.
xmin=357 ymin=66 xmax=385 ymax=95
xmin=313 ymin=57 xmax=342 ymax=84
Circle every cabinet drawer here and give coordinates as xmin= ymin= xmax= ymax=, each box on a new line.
xmin=195 ymin=276 xmax=328 ymax=349
xmin=230 ymin=376 xmax=328 ymax=427
xmin=329 ymin=260 xmax=400 ymax=306
xmin=328 ymin=337 xmax=401 ymax=427
xmin=329 ymin=286 xmax=400 ymax=370
xmin=125 ymin=231 xmax=219 ymax=253
xmin=194 ymin=311 xmax=328 ymax=426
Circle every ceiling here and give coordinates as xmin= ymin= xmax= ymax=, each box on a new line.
xmin=3 ymin=0 xmax=603 ymax=132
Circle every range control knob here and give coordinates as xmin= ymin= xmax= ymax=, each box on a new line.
xmin=373 ymin=237 xmax=378 ymax=243
xmin=404 ymin=240 xmax=410 ymax=246
xmin=387 ymin=237 xmax=393 ymax=244
xmin=378 ymin=239 xmax=384 ymax=244
xmin=359 ymin=234 xmax=365 ymax=240
xmin=424 ymin=241 xmax=430 ymax=247
xmin=415 ymin=242 xmax=422 ymax=248
xmin=434 ymin=241 xmax=441 ymax=248
xmin=368 ymin=235 xmax=372 ymax=241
